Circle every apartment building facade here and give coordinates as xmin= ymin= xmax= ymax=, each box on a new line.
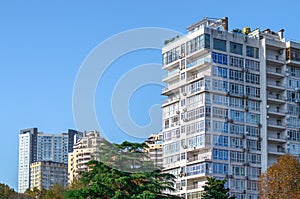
xmin=68 ymin=130 xmax=102 ymax=184
xmin=18 ymin=128 xmax=82 ymax=193
xmin=161 ymin=17 xmax=300 ymax=199
xmin=30 ymin=161 xmax=68 ymax=190
xmin=144 ymin=132 xmax=163 ymax=167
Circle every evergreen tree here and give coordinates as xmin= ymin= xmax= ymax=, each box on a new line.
xmin=202 ymin=177 xmax=235 ymax=199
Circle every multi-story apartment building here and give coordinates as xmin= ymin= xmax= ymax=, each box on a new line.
xmin=18 ymin=128 xmax=82 ymax=193
xmin=161 ymin=17 xmax=300 ymax=199
xmin=68 ymin=130 xmax=102 ymax=184
xmin=30 ymin=161 xmax=68 ymax=190
xmin=144 ymin=132 xmax=163 ymax=167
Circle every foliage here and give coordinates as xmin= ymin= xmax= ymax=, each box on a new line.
xmin=65 ymin=140 xmax=181 ymax=199
xmin=24 ymin=184 xmax=65 ymax=199
xmin=65 ymin=160 xmax=181 ymax=199
xmin=0 ymin=183 xmax=33 ymax=199
xmin=259 ymin=154 xmax=300 ymax=199
xmin=24 ymin=187 xmax=47 ymax=199
xmin=97 ymin=140 xmax=157 ymax=173
xmin=202 ymin=177 xmax=235 ymax=199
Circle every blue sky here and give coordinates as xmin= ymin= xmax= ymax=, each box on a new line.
xmin=1 ymin=0 xmax=300 ymax=190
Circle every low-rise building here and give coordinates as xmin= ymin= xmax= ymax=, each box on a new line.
xmin=30 ymin=161 xmax=68 ymax=190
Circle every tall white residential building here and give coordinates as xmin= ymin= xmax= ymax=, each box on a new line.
xmin=18 ymin=128 xmax=82 ymax=193
xmin=161 ymin=17 xmax=300 ymax=199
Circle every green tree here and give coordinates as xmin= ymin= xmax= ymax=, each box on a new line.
xmin=65 ymin=140 xmax=181 ymax=199
xmin=0 ymin=183 xmax=17 ymax=199
xmin=43 ymin=184 xmax=64 ymax=199
xmin=259 ymin=154 xmax=300 ymax=199
xmin=24 ymin=187 xmax=47 ymax=199
xmin=202 ymin=177 xmax=235 ymax=199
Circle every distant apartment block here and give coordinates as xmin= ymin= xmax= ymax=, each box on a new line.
xmin=30 ymin=161 xmax=68 ymax=190
xmin=68 ymin=130 xmax=102 ymax=184
xmin=161 ymin=17 xmax=300 ymax=199
xmin=18 ymin=128 xmax=82 ymax=193
xmin=144 ymin=132 xmax=163 ymax=167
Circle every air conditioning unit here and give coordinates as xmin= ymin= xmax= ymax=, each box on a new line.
xmin=182 ymin=145 xmax=187 ymax=149
xmin=176 ymin=110 xmax=180 ymax=114
xmin=184 ymin=118 xmax=189 ymax=122
xmin=182 ymin=92 xmax=187 ymax=96
xmin=226 ymin=91 xmax=230 ymax=96
xmin=245 ymin=107 xmax=249 ymax=112
xmin=279 ymin=49 xmax=283 ymax=55
xmin=183 ymin=108 xmax=187 ymax=112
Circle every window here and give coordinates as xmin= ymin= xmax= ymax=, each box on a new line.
xmin=230 ymin=42 xmax=243 ymax=55
xmin=212 ymin=66 xmax=228 ymax=78
xmin=212 ymin=107 xmax=228 ymax=118
xmin=246 ymin=112 xmax=260 ymax=124
xmin=213 ymin=149 xmax=228 ymax=161
xmin=212 ymin=80 xmax=228 ymax=92
xmin=230 ymin=151 xmax=245 ymax=163
xmin=229 ymin=83 xmax=244 ymax=96
xmin=230 ymin=124 xmax=245 ymax=135
xmin=212 ymin=94 xmax=228 ymax=106
xmin=245 ymin=59 xmax=260 ymax=71
xmin=213 ymin=163 xmax=228 ymax=174
xmin=213 ymin=135 xmax=228 ymax=147
xmin=213 ymin=38 xmax=227 ymax=52
xmin=230 ymin=137 xmax=244 ymax=149
xmin=162 ymin=46 xmax=180 ymax=66
xmin=247 ymin=153 xmax=261 ymax=164
xmin=229 ymin=97 xmax=244 ymax=109
xmin=246 ymin=73 xmax=260 ymax=84
xmin=246 ymin=139 xmax=261 ymax=151
xmin=246 ymin=46 xmax=259 ymax=59
xmin=229 ymin=56 xmax=244 ymax=68
xmin=246 ymin=126 xmax=260 ymax=137
xmin=186 ymin=120 xmax=205 ymax=135
xmin=212 ymin=52 xmax=228 ymax=65
xmin=287 ymin=129 xmax=300 ymax=141
xmin=245 ymin=86 xmax=260 ymax=98
xmin=212 ymin=121 xmax=229 ymax=133
xmin=186 ymin=163 xmax=206 ymax=176
xmin=187 ymin=134 xmax=205 ymax=149
xmin=246 ymin=100 xmax=260 ymax=111
xmin=230 ymin=110 xmax=244 ymax=122
xmin=229 ymin=69 xmax=244 ymax=82
xmin=186 ymin=34 xmax=210 ymax=55
xmin=232 ymin=166 xmax=245 ymax=176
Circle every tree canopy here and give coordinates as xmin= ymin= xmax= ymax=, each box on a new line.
xmin=202 ymin=177 xmax=235 ymax=199
xmin=259 ymin=154 xmax=300 ymax=199
xmin=65 ymin=140 xmax=181 ymax=199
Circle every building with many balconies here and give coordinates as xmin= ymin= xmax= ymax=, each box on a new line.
xmin=68 ymin=130 xmax=102 ymax=184
xmin=161 ymin=17 xmax=300 ymax=199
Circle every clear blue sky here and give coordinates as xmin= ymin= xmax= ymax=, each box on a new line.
xmin=1 ymin=0 xmax=300 ymax=190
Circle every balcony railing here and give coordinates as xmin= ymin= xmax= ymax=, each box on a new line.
xmin=267 ymin=81 xmax=285 ymax=88
xmin=162 ymin=69 xmax=180 ymax=79
xmin=267 ymin=108 xmax=286 ymax=114
xmin=186 ymin=56 xmax=211 ymax=69
xmin=267 ymin=55 xmax=285 ymax=62
xmin=267 ymin=94 xmax=286 ymax=101
xmin=266 ymin=68 xmax=285 ymax=76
